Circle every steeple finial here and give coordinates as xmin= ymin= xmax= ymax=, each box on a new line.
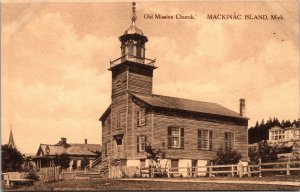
xmin=131 ymin=2 xmax=137 ymax=25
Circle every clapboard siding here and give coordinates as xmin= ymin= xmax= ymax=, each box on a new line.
xmin=112 ymin=70 xmax=127 ymax=98
xmin=124 ymin=98 xmax=151 ymax=159
xmin=128 ymin=69 xmax=152 ymax=95
xmin=152 ymin=111 xmax=248 ymax=160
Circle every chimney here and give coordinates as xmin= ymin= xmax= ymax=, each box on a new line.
xmin=61 ymin=137 xmax=67 ymax=144
xmin=239 ymin=98 xmax=245 ymax=116
xmin=85 ymin=139 xmax=87 ymax=144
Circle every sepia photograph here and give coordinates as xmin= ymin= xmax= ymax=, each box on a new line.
xmin=1 ymin=0 xmax=299 ymax=191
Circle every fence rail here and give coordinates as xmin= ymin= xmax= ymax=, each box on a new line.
xmin=140 ymin=159 xmax=300 ymax=178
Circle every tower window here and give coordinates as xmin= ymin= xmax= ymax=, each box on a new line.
xmin=168 ymin=127 xmax=184 ymax=149
xmin=116 ymin=113 xmax=121 ymax=129
xmin=136 ymin=45 xmax=142 ymax=58
xmin=104 ymin=141 xmax=111 ymax=156
xmin=127 ymin=41 xmax=134 ymax=55
xmin=137 ymin=109 xmax=146 ymax=126
xmin=137 ymin=135 xmax=147 ymax=152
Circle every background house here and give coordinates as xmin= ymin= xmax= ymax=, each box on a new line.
xmin=268 ymin=125 xmax=300 ymax=147
xmin=34 ymin=137 xmax=101 ymax=170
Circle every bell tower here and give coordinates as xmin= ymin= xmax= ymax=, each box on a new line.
xmin=109 ymin=2 xmax=156 ymax=100
xmin=106 ymin=3 xmax=156 ymax=159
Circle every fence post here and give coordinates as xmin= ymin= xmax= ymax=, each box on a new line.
xmin=108 ymin=157 xmax=111 ymax=179
xmin=239 ymin=164 xmax=243 ymax=178
xmin=247 ymin=166 xmax=251 ymax=177
xmin=209 ymin=162 xmax=213 ymax=178
xmin=258 ymin=159 xmax=262 ymax=178
xmin=286 ymin=156 xmax=291 ymax=176
xmin=231 ymin=165 xmax=234 ymax=177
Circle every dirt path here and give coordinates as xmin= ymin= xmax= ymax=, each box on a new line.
xmin=122 ymin=178 xmax=300 ymax=187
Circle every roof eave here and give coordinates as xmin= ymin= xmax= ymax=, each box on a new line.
xmin=99 ymin=104 xmax=111 ymax=121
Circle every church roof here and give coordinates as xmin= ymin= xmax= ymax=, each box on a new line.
xmin=124 ymin=25 xmax=144 ymax=35
xmin=131 ymin=93 xmax=248 ymax=119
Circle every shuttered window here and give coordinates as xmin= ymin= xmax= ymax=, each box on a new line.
xmin=104 ymin=142 xmax=108 ymax=156
xmin=168 ymin=127 xmax=184 ymax=149
xmin=225 ymin=132 xmax=234 ymax=149
xmin=198 ymin=129 xmax=212 ymax=150
xmin=137 ymin=109 xmax=146 ymax=126
xmin=137 ymin=135 xmax=147 ymax=152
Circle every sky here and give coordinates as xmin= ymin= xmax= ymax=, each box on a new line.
xmin=1 ymin=1 xmax=299 ymax=153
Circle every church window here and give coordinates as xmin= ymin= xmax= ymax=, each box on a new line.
xmin=168 ymin=127 xmax=184 ymax=149
xmin=198 ymin=129 xmax=212 ymax=150
xmin=225 ymin=131 xmax=234 ymax=149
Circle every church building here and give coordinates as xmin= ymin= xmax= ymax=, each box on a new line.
xmin=99 ymin=2 xmax=248 ymax=177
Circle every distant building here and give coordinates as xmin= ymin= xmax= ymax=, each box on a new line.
xmin=268 ymin=125 xmax=300 ymax=147
xmin=8 ymin=127 xmax=16 ymax=148
xmin=33 ymin=137 xmax=101 ymax=170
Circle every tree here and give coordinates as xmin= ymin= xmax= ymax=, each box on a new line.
xmin=213 ymin=146 xmax=242 ymax=165
xmin=53 ymin=153 xmax=71 ymax=169
xmin=145 ymin=145 xmax=168 ymax=177
xmin=145 ymin=145 xmax=166 ymax=168
xmin=2 ymin=144 xmax=24 ymax=172
xmin=22 ymin=155 xmax=34 ymax=172
xmin=249 ymin=140 xmax=278 ymax=163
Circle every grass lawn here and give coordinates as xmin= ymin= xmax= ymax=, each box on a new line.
xmin=5 ymin=177 xmax=299 ymax=191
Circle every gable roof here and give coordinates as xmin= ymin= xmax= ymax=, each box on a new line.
xmin=66 ymin=146 xmax=98 ymax=156
xmin=36 ymin=143 xmax=101 ymax=157
xmin=37 ymin=144 xmax=66 ymax=156
xmin=68 ymin=144 xmax=101 ymax=153
xmin=131 ymin=93 xmax=248 ymax=120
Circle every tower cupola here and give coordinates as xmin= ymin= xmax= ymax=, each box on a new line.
xmin=108 ymin=2 xmax=155 ymax=69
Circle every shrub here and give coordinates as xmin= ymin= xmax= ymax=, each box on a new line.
xmin=214 ymin=146 xmax=242 ymax=165
xmin=26 ymin=171 xmax=39 ymax=181
xmin=53 ymin=153 xmax=71 ymax=169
